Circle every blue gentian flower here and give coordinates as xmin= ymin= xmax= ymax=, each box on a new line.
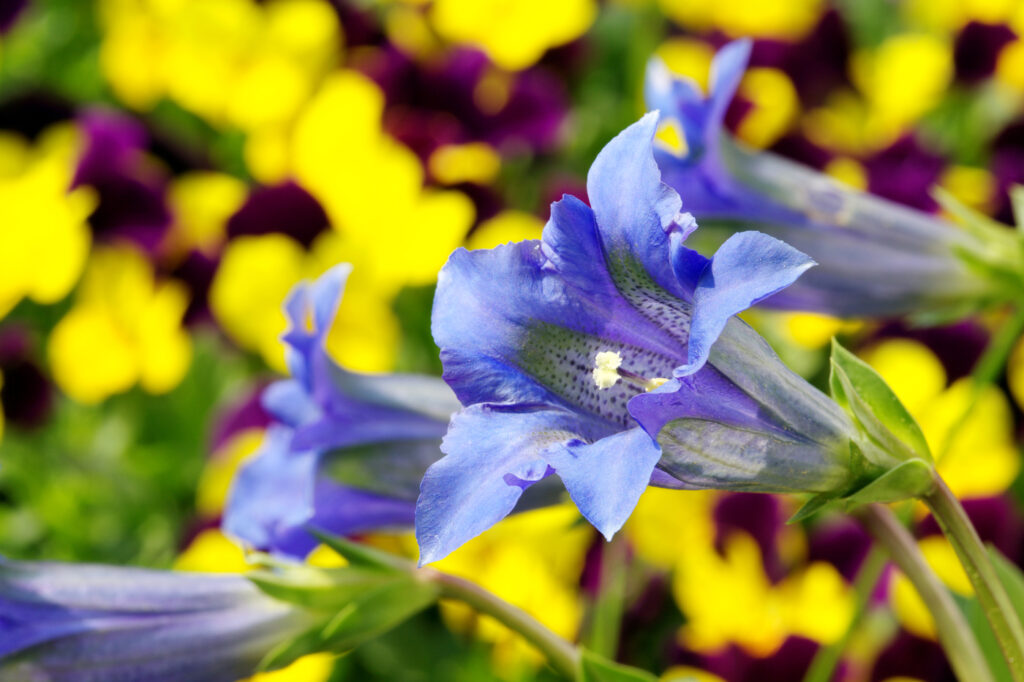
xmin=646 ymin=40 xmax=1017 ymax=319
xmin=0 ymin=559 xmax=313 ymax=682
xmin=224 ymin=265 xmax=461 ymax=557
xmin=417 ymin=113 xmax=866 ymax=564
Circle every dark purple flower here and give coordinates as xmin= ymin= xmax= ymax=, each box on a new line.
xmin=0 ymin=0 xmax=28 ymax=35
xmin=0 ymin=325 xmax=52 ymax=430
xmin=871 ymin=631 xmax=956 ymax=682
xmin=356 ymin=46 xmax=568 ymax=160
xmin=225 ymin=182 xmax=329 ymax=249
xmin=954 ymin=22 xmax=1017 ymax=84
xmin=807 ymin=517 xmax=872 ymax=581
xmin=73 ymin=109 xmax=171 ymax=253
xmin=863 ymin=135 xmax=947 ymax=213
xmin=714 ymin=493 xmax=785 ymax=582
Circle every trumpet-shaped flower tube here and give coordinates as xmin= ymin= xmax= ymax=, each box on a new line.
xmin=0 ymin=559 xmax=314 ymax=682
xmin=418 ymin=113 xmax=869 ymax=565
xmin=646 ymin=40 xmax=1020 ymax=319
xmin=224 ymin=265 xmax=461 ymax=557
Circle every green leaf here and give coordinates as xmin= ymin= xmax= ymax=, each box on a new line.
xmin=578 ymin=649 xmax=659 ymax=682
xmin=258 ymin=576 xmax=441 ymax=671
xmin=839 ymin=459 xmax=934 ymax=505
xmin=829 ymin=339 xmax=932 ymax=463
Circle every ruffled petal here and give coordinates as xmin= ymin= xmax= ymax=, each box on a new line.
xmin=676 ymin=231 xmax=815 ymax=375
xmin=544 ymin=426 xmax=662 ymax=540
xmin=415 ymin=403 xmax=601 ymax=565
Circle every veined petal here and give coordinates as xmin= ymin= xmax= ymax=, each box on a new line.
xmin=544 ymin=426 xmax=662 ymax=540
xmin=585 ymin=112 xmax=687 ymax=297
xmin=415 ymin=403 xmax=597 ymax=565
xmin=223 ymin=426 xmax=415 ymax=556
xmin=677 ymin=231 xmax=815 ymax=375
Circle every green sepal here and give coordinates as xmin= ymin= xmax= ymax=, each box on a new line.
xmin=787 ymin=493 xmax=840 ymax=524
xmin=256 ymin=573 xmax=441 ymax=672
xmin=838 ymin=458 xmax=934 ymax=505
xmin=829 ymin=339 xmax=931 ymax=464
xmin=308 ymin=528 xmax=412 ymax=572
xmin=788 ymin=457 xmax=934 ymax=523
xmin=248 ymin=563 xmax=409 ymax=611
xmin=578 ymin=649 xmax=659 ymax=682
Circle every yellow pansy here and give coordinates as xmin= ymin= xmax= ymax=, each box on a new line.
xmin=862 ymin=339 xmax=1020 ymax=499
xmin=658 ymin=0 xmax=823 ymax=41
xmin=209 ymin=233 xmax=308 ymax=372
xmin=850 ymin=35 xmax=953 ymax=144
xmin=662 ymin=667 xmax=727 ymax=682
xmin=48 ymin=245 xmax=192 ymax=404
xmin=433 ymin=504 xmax=590 ymax=671
xmin=939 ymin=165 xmax=995 ymax=215
xmin=467 ymin=211 xmax=545 ymax=251
xmin=428 ymin=142 xmax=502 ymax=186
xmin=289 ymin=71 xmax=475 ymax=289
xmin=625 ymin=487 xmax=717 ymax=570
xmin=167 ymin=171 xmax=249 ymax=257
xmin=98 ymin=0 xmax=340 ymax=132
xmin=217 ymin=72 xmax=474 ymax=372
xmin=175 ymin=528 xmax=253 ymax=574
xmin=428 ymin=0 xmax=597 ymax=71
xmin=734 ymin=67 xmax=799 ymax=150
xmin=0 ymin=126 xmax=94 ymax=320
xmin=653 ymin=38 xmax=715 ymax=93
xmin=210 ymin=230 xmax=403 ymax=373
xmin=246 ymin=654 xmax=335 ymax=682
xmin=824 ymin=157 xmax=869 ymax=191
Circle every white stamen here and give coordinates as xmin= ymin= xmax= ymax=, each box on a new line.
xmin=592 ymin=351 xmax=623 ymax=389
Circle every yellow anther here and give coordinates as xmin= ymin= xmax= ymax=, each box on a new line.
xmin=646 ymin=377 xmax=669 ymax=391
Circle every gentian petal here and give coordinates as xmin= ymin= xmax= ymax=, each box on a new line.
xmin=544 ymin=426 xmax=662 ymax=540
xmin=676 ymin=231 xmax=816 ymax=375
xmin=585 ymin=111 xmax=687 ymax=297
xmin=416 ymin=403 xmax=587 ymax=565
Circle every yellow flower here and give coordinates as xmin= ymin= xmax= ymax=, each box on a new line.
xmin=428 ymin=0 xmax=597 ymax=71
xmin=433 ymin=504 xmax=590 ymax=672
xmin=210 ymin=233 xmax=309 ymax=372
xmin=217 ymin=72 xmax=474 ymax=372
xmin=850 ymin=34 xmax=953 ymax=144
xmin=209 ymin=231 xmax=402 ymax=373
xmin=657 ymin=0 xmax=823 ymax=41
xmin=167 ymin=171 xmax=249 ymax=257
xmin=862 ymin=339 xmax=1020 ymax=499
xmin=0 ymin=126 xmax=94 ymax=319
xmin=48 ymin=245 xmax=192 ymax=404
xmin=98 ymin=0 xmax=341 ymax=132
xmin=466 ymin=211 xmax=545 ymax=251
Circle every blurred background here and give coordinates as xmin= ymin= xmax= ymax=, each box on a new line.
xmin=2 ymin=0 xmax=1024 ymax=680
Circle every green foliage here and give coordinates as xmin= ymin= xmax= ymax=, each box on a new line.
xmin=829 ymin=338 xmax=932 ymax=465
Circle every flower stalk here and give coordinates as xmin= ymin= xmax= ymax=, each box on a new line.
xmin=858 ymin=502 xmax=996 ymax=682
xmin=921 ymin=474 xmax=1024 ymax=682
xmin=422 ymin=567 xmax=581 ymax=679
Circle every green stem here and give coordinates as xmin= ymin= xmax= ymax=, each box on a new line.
xmin=922 ymin=475 xmax=1024 ymax=682
xmin=585 ymin=537 xmax=628 ymax=659
xmin=802 ymin=546 xmax=888 ymax=682
xmin=425 ymin=568 xmax=581 ymax=679
xmin=858 ymin=503 xmax=995 ymax=682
